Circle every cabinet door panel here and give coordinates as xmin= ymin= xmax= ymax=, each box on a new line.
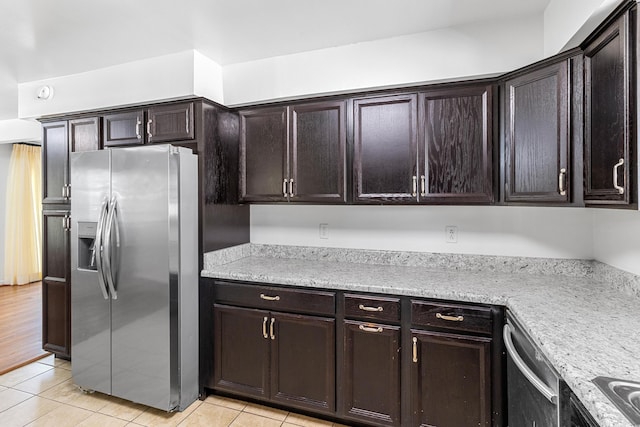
xmin=42 ymin=210 xmax=70 ymax=357
xmin=342 ymin=321 xmax=400 ymax=426
xmin=420 ymin=86 xmax=493 ymax=203
xmin=240 ymin=107 xmax=288 ymax=201
xmin=69 ymin=117 xmax=100 ymax=153
xmin=213 ymin=305 xmax=270 ymax=399
xmin=411 ymin=330 xmax=491 ymax=427
xmin=505 ymin=61 xmax=569 ymax=203
xmin=42 ymin=121 xmax=69 ymax=204
xmin=147 ymin=102 xmax=194 ymax=143
xmin=354 ymin=94 xmax=417 ymax=203
xmin=271 ymin=312 xmax=335 ymax=414
xmin=291 ymin=101 xmax=346 ymax=202
xmin=584 ymin=13 xmax=631 ymax=204
xmin=103 ymin=110 xmax=144 ymax=147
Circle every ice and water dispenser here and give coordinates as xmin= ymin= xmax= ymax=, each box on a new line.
xmin=77 ymin=222 xmax=98 ymax=271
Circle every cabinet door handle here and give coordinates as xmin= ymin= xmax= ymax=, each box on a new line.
xmin=436 ymin=313 xmax=464 ymax=322
xmin=613 ymin=158 xmax=625 ymax=195
xmin=289 ymin=179 xmax=294 ymax=197
xmin=558 ymin=168 xmax=567 ymax=196
xmin=260 ymin=293 xmax=280 ymax=301
xmin=412 ymin=337 xmax=418 ymax=363
xmin=262 ymin=317 xmax=269 ymax=339
xmin=185 ymin=115 xmax=189 ymax=133
xmin=282 ymin=179 xmax=288 ymax=198
xmin=66 ymin=184 xmax=71 ymax=199
xmin=147 ymin=119 xmax=153 ymax=139
xmin=420 ymin=175 xmax=426 ymax=197
xmin=136 ymin=117 xmax=142 ymax=139
xmin=359 ymin=324 xmax=383 ymax=333
xmin=269 ymin=318 xmax=276 ymax=340
xmin=412 ymin=175 xmax=417 ymax=197
xmin=358 ymin=304 xmax=383 ymax=312
xmin=62 ymin=185 xmax=66 ymax=199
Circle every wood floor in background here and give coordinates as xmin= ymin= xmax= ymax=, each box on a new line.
xmin=0 ymin=282 xmax=48 ymax=375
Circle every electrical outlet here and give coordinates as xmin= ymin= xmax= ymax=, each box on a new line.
xmin=445 ymin=226 xmax=458 ymax=243
xmin=319 ymin=223 xmax=329 ymax=239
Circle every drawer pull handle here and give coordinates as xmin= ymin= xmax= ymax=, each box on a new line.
xmin=269 ymin=318 xmax=276 ymax=340
xmin=358 ymin=304 xmax=383 ymax=312
xmin=260 ymin=294 xmax=280 ymax=301
xmin=359 ymin=324 xmax=383 ymax=333
xmin=412 ymin=337 xmax=418 ymax=363
xmin=436 ymin=313 xmax=464 ymax=322
xmin=262 ymin=317 xmax=268 ymax=338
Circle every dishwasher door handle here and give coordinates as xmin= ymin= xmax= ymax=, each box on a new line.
xmin=503 ymin=324 xmax=558 ymax=404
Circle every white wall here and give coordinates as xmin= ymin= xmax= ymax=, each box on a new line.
xmin=224 ymin=14 xmax=544 ymax=106
xmin=251 ymin=205 xmax=594 ymax=260
xmin=0 ymin=119 xmax=42 ymax=143
xmin=592 ymin=209 xmax=640 ymax=275
xmin=543 ymin=0 xmax=627 ymax=56
xmin=18 ymin=50 xmax=225 ymax=119
xmin=0 ymin=143 xmax=13 ymax=283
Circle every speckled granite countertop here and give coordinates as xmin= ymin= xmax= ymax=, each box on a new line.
xmin=201 ymin=244 xmax=640 ymax=427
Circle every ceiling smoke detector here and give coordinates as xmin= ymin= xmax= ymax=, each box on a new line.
xmin=37 ymin=85 xmax=54 ymax=100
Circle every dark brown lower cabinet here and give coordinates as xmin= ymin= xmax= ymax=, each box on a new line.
xmin=206 ymin=282 xmax=503 ymax=426
xmin=213 ymin=304 xmax=335 ymax=415
xmin=342 ymin=320 xmax=401 ymax=426
xmin=411 ymin=330 xmax=492 ymax=427
xmin=42 ymin=210 xmax=71 ymax=358
xmin=270 ymin=312 xmax=335 ymax=413
xmin=213 ymin=305 xmax=269 ymax=399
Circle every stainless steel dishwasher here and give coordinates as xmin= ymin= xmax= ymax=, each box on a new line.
xmin=503 ymin=311 xmax=569 ymax=426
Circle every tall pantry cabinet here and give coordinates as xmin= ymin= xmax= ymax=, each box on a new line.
xmin=41 ymin=118 xmax=100 ymax=358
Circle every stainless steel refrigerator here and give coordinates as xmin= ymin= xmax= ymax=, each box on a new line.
xmin=70 ymin=145 xmax=198 ymax=412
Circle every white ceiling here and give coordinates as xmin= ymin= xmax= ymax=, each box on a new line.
xmin=0 ymin=0 xmax=551 ymax=120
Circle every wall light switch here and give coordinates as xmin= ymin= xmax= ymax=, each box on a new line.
xmin=319 ymin=223 xmax=329 ymax=239
xmin=445 ymin=225 xmax=458 ymax=243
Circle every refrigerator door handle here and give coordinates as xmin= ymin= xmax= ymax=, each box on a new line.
xmin=103 ymin=196 xmax=119 ymax=300
xmin=95 ymin=199 xmax=110 ymax=300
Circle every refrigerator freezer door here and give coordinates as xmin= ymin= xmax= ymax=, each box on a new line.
xmin=71 ymin=149 xmax=112 ymax=395
xmin=109 ymin=146 xmax=180 ymax=410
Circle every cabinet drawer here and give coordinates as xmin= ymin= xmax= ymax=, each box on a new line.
xmin=411 ymin=301 xmax=492 ymax=335
xmin=344 ymin=294 xmax=400 ymax=323
xmin=214 ymin=281 xmax=335 ymax=316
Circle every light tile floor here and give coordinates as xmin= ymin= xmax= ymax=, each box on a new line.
xmin=0 ymin=355 xmax=349 ymax=427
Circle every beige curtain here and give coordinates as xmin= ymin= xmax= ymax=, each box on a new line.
xmin=3 ymin=144 xmax=42 ymax=285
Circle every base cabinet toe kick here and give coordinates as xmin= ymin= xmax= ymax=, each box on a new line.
xmin=200 ymin=279 xmax=508 ymax=426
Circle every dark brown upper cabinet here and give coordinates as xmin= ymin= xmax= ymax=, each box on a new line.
xmin=103 ymin=110 xmax=144 ymax=147
xmin=419 ymin=85 xmax=494 ymax=204
xmin=69 ymin=117 xmax=100 ymax=153
xmin=353 ymin=93 xmax=418 ymax=203
xmin=354 ymin=86 xmax=494 ymax=205
xmin=42 ymin=118 xmax=100 ymax=205
xmin=42 ymin=121 xmax=69 ymax=204
xmin=103 ymin=102 xmax=194 ymax=147
xmin=583 ymin=9 xmax=635 ymax=206
xmin=240 ymin=106 xmax=288 ymax=202
xmin=147 ymin=102 xmax=195 ymax=143
xmin=240 ymin=100 xmax=347 ymax=203
xmin=504 ymin=60 xmax=571 ymax=203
